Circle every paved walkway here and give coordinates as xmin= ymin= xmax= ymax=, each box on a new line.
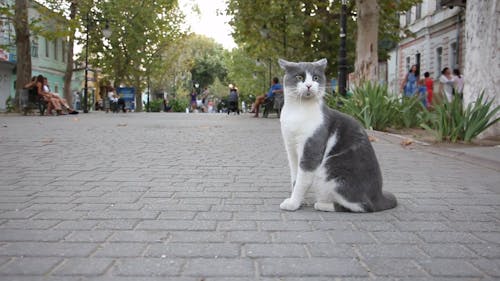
xmin=0 ymin=112 xmax=499 ymax=281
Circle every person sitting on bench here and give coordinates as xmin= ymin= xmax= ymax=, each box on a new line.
xmin=36 ymin=75 xmax=78 ymax=115
xmin=252 ymin=77 xmax=283 ymax=118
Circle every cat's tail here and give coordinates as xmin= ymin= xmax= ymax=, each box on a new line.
xmin=373 ymin=191 xmax=397 ymax=212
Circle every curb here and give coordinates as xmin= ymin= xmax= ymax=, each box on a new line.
xmin=369 ymin=130 xmax=500 ymax=172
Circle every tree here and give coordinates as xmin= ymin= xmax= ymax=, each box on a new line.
xmin=41 ymin=0 xmax=79 ymax=105
xmin=226 ymin=0 xmax=421 ymax=80
xmin=79 ymin=0 xmax=185 ymax=111
xmin=13 ymin=0 xmax=32 ymax=109
xmin=189 ymin=36 xmax=227 ymax=89
xmin=463 ymin=0 xmax=500 ymax=138
xmin=353 ymin=0 xmax=379 ymax=84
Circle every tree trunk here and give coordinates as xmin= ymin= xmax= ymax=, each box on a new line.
xmin=463 ymin=0 xmax=500 ymax=138
xmin=13 ymin=0 xmax=32 ymax=110
xmin=63 ymin=0 xmax=78 ymax=107
xmin=354 ymin=0 xmax=379 ymax=85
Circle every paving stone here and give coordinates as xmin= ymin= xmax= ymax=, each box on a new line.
xmin=136 ymin=220 xmax=216 ymax=231
xmin=147 ymin=242 xmax=239 ymax=258
xmin=108 ymin=231 xmax=168 ymax=242
xmin=0 ymin=257 xmax=61 ymax=275
xmin=183 ymin=258 xmax=254 ymax=277
xmin=419 ymin=244 xmax=478 ymax=258
xmin=259 ymin=257 xmax=368 ymax=277
xmin=227 ymin=231 xmax=271 ymax=243
xmin=0 ymin=229 xmax=69 ymax=242
xmin=358 ymin=244 xmax=427 ymax=259
xmin=273 ymin=231 xmax=331 ymax=243
xmin=64 ymin=231 xmax=113 ymax=242
xmin=245 ymin=243 xmax=307 ymax=257
xmin=362 ymin=258 xmax=426 ymax=277
xmin=418 ymin=259 xmax=483 ymax=277
xmin=53 ymin=258 xmax=114 ymax=276
xmin=0 ymin=242 xmax=97 ymax=257
xmin=113 ymin=258 xmax=183 ymax=276
xmin=93 ymin=243 xmax=148 ymax=257
xmin=470 ymin=258 xmax=500 ymax=277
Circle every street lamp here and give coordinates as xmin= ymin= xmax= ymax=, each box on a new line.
xmin=83 ymin=16 xmax=112 ymax=113
xmin=338 ymin=0 xmax=348 ymax=97
xmin=256 ymin=58 xmax=272 ymax=88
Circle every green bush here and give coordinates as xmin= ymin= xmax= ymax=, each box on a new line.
xmin=421 ymin=92 xmax=500 ymax=142
xmin=5 ymin=96 xmax=14 ymax=113
xmin=395 ymin=95 xmax=426 ymax=129
xmin=328 ymin=82 xmax=415 ymax=131
xmin=144 ymin=99 xmax=164 ymax=112
xmin=169 ymin=98 xmax=189 ymax=112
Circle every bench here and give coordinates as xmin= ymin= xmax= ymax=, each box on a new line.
xmin=19 ymin=88 xmax=47 ymax=116
xmin=262 ymin=93 xmax=284 ymax=118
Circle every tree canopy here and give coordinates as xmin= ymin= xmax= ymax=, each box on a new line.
xmin=225 ymin=0 xmax=421 ymax=79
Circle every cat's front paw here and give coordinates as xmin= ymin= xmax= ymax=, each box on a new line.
xmin=280 ymin=198 xmax=301 ymax=211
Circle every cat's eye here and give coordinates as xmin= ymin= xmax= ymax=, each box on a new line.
xmin=296 ymin=75 xmax=304 ymax=81
xmin=313 ymin=75 xmax=320 ymax=81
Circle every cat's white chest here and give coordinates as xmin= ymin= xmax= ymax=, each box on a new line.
xmin=280 ymin=102 xmax=323 ymax=142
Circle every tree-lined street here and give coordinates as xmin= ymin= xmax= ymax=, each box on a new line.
xmin=0 ymin=113 xmax=499 ymax=280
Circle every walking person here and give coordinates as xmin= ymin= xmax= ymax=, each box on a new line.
xmin=400 ymin=64 xmax=419 ymax=98
xmin=189 ymin=89 xmax=197 ymax=112
xmin=423 ymin=72 xmax=434 ymax=107
xmin=453 ymin=69 xmax=464 ymax=97
xmin=439 ymin=67 xmax=455 ymax=102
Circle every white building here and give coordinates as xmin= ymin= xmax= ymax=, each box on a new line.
xmin=387 ymin=0 xmax=465 ymax=95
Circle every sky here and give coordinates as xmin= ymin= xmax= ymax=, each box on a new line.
xmin=178 ymin=0 xmax=237 ymax=50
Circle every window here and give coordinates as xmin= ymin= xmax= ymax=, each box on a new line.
xmin=436 ymin=0 xmax=442 ymax=10
xmin=31 ymin=37 xmax=39 ymax=57
xmin=406 ymin=57 xmax=411 ymax=72
xmin=406 ymin=9 xmax=411 ymax=25
xmin=62 ymin=40 xmax=66 ymax=62
xmin=53 ymin=40 xmax=58 ymax=60
xmin=416 ymin=3 xmax=422 ymax=19
xmin=45 ymin=38 xmax=49 ymax=57
xmin=436 ymin=47 xmax=443 ymax=77
xmin=450 ymin=42 xmax=458 ymax=69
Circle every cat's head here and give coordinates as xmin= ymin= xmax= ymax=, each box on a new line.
xmin=278 ymin=58 xmax=327 ymax=101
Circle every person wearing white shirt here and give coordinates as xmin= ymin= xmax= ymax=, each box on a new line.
xmin=439 ymin=67 xmax=455 ymax=102
xmin=453 ymin=69 xmax=464 ymax=96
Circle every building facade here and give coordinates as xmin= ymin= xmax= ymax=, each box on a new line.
xmin=0 ymin=0 xmax=68 ymax=111
xmin=387 ymin=0 xmax=465 ymax=95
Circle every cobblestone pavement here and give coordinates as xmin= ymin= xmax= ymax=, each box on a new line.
xmin=0 ymin=112 xmax=499 ymax=281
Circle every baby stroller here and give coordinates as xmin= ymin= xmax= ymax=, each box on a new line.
xmin=227 ymin=89 xmax=240 ymax=115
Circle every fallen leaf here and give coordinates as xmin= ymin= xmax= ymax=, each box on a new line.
xmin=368 ymin=135 xmax=377 ymax=142
xmin=117 ymin=123 xmax=127 ymax=127
xmin=72 ymin=118 xmax=79 ymax=122
xmin=42 ymin=138 xmax=54 ymax=144
xmin=400 ymin=138 xmax=413 ymax=146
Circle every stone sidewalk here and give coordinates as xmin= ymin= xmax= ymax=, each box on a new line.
xmin=0 ymin=112 xmax=499 ymax=281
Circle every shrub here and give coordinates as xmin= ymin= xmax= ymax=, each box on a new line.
xmin=169 ymin=98 xmax=189 ymax=112
xmin=395 ymin=95 xmax=426 ymax=129
xmin=421 ymin=91 xmax=500 ymax=142
xmin=328 ymin=82 xmax=404 ymax=131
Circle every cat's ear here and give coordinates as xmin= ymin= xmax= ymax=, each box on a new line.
xmin=313 ymin=58 xmax=328 ymax=70
xmin=278 ymin=58 xmax=290 ymax=70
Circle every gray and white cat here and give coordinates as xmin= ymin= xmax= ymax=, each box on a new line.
xmin=278 ymin=58 xmax=397 ymax=212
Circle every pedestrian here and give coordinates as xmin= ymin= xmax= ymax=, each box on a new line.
xmin=417 ymin=78 xmax=427 ymax=108
xmin=201 ymin=87 xmax=209 ymax=113
xmin=453 ymin=69 xmax=464 ymax=97
xmin=189 ymin=89 xmax=197 ymax=112
xmin=400 ymin=64 xmax=419 ymax=98
xmin=227 ymin=85 xmax=240 ymax=115
xmin=424 ymin=72 xmax=434 ymax=106
xmin=439 ymin=67 xmax=455 ymax=102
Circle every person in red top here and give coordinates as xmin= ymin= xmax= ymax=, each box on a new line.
xmin=424 ymin=72 xmax=434 ymax=107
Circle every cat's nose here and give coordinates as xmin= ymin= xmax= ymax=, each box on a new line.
xmin=306 ymin=84 xmax=312 ymax=89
